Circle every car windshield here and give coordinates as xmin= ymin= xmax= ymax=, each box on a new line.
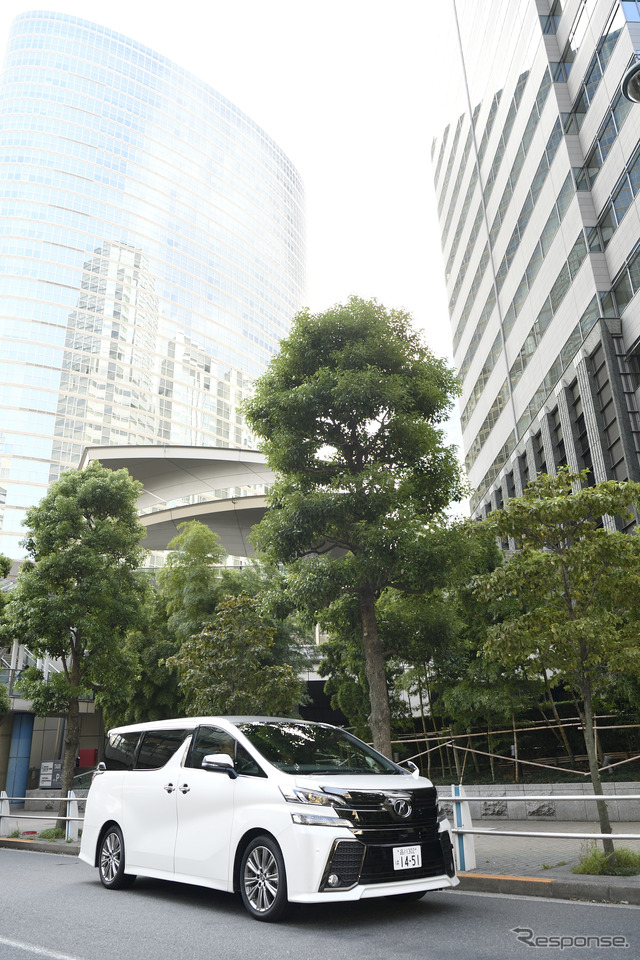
xmin=236 ymin=721 xmax=403 ymax=775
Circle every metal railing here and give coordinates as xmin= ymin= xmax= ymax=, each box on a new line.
xmin=0 ymin=790 xmax=83 ymax=842
xmin=449 ymin=787 xmax=640 ymax=871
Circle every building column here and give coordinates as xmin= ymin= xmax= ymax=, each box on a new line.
xmin=555 ymin=380 xmax=581 ymax=473
xmin=601 ymin=325 xmax=640 ymax=482
xmin=574 ymin=348 xmax=616 ymax=530
xmin=537 ymin=408 xmax=556 ymax=476
xmin=574 ymin=350 xmax=610 ymax=484
xmin=511 ymin=454 xmax=527 ymax=497
xmin=524 ymin=432 xmax=541 ymax=481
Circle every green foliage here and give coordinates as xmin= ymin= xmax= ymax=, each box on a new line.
xmin=16 ymin=667 xmax=87 ymax=715
xmin=165 ymin=592 xmax=304 ymax=716
xmin=3 ymin=461 xmax=147 ymax=805
xmin=0 ymin=681 xmax=10 ymax=720
xmin=157 ymin=520 xmax=227 ymax=643
xmin=244 ymin=296 xmax=465 ymax=753
xmin=37 ymin=827 xmax=66 ymax=841
xmin=5 ymin=461 xmax=147 ymax=672
xmin=0 ymin=554 xmax=11 ymax=578
xmin=108 ymin=582 xmax=183 ymax=726
xmin=477 ymin=470 xmax=640 ymax=691
xmin=476 ymin=468 xmax=640 ymax=852
xmin=572 ymin=843 xmax=640 ymax=876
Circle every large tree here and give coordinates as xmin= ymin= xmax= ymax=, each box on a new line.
xmin=476 ymin=468 xmax=640 ymax=861
xmin=244 ymin=297 xmax=465 ymax=756
xmin=4 ymin=462 xmax=146 ymax=823
xmin=165 ymin=592 xmax=305 ymax=716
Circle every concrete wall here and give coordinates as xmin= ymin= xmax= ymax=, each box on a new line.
xmin=438 ymin=783 xmax=640 ymax=822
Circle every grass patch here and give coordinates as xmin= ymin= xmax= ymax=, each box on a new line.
xmin=572 ymin=843 xmax=640 ymax=876
xmin=37 ymin=827 xmax=66 ymax=841
xmin=8 ymin=829 xmax=20 ymax=838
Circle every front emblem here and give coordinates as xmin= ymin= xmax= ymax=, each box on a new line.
xmin=392 ymin=798 xmax=412 ymax=819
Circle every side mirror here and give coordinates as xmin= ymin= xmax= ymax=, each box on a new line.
xmin=400 ymin=760 xmax=420 ymax=778
xmin=202 ymin=753 xmax=238 ymax=779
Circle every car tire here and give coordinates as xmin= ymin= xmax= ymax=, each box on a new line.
xmin=98 ymin=825 xmax=136 ymax=890
xmin=240 ymin=835 xmax=289 ymax=922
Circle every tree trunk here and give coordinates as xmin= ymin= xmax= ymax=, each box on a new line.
xmin=581 ymin=678 xmax=616 ymax=864
xmin=57 ymin=696 xmax=80 ymax=833
xmin=358 ymin=586 xmax=392 ymax=758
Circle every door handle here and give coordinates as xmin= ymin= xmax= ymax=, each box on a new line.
xmin=179 ymin=783 xmax=190 ymax=794
xmin=164 ymin=782 xmax=175 ymax=793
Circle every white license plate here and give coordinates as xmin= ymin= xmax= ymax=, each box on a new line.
xmin=393 ymin=844 xmax=422 ymax=870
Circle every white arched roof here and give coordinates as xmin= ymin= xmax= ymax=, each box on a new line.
xmin=79 ymin=445 xmax=274 ymax=555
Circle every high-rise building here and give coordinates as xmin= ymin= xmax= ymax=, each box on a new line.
xmin=432 ymin=0 xmax=640 ymax=525
xmin=0 ymin=11 xmax=305 ymax=556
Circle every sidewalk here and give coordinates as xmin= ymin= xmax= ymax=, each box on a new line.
xmin=456 ymin=820 xmax=640 ymax=905
xmin=0 ymin=806 xmax=79 ymax=856
xmin=2 ymin=814 xmax=640 ymax=904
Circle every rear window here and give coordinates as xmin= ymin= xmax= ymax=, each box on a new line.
xmin=136 ymin=729 xmax=190 ymax=770
xmin=104 ymin=728 xmax=190 ymax=771
xmin=104 ymin=732 xmax=140 ymax=770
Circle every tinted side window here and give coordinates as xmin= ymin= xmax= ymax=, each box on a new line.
xmin=136 ymin=729 xmax=190 ymax=770
xmin=104 ymin=732 xmax=141 ymax=770
xmin=188 ymin=726 xmax=236 ymax=769
xmin=188 ymin=726 xmax=266 ymax=777
xmin=235 ymin=743 xmax=266 ymax=778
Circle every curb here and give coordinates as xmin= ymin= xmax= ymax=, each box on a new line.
xmin=0 ymin=837 xmax=80 ymax=856
xmin=3 ymin=840 xmax=639 ymax=904
xmin=457 ymin=872 xmax=640 ymax=905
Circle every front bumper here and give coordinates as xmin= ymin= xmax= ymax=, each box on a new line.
xmin=281 ymin=822 xmax=458 ymax=903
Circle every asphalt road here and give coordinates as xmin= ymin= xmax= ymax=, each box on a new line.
xmin=1 ymin=850 xmax=638 ymax=960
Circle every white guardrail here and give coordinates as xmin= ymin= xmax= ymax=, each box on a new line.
xmin=0 ymin=790 xmax=82 ymax=842
xmin=2 ymin=786 xmax=640 ymax=870
xmin=450 ymin=785 xmax=640 ymax=871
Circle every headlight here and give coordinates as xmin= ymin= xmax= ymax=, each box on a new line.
xmin=291 ymin=812 xmax=353 ymax=828
xmin=280 ymin=785 xmax=346 ymax=806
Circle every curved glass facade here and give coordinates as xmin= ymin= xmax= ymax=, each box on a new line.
xmin=0 ymin=11 xmax=305 ymax=555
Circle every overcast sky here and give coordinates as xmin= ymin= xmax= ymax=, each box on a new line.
xmin=0 ymin=1 xmax=465 ymax=474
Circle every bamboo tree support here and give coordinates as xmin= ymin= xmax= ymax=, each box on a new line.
xmin=450 ymin=725 xmax=462 ymax=781
xmin=417 ymin=682 xmax=431 ymax=780
xmin=488 ymin=725 xmax=495 ymax=782
xmin=543 ymin=672 xmax=576 ymax=767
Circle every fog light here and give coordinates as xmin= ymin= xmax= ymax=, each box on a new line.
xmin=327 ymin=874 xmax=340 ymax=887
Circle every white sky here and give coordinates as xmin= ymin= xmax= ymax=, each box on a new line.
xmin=0 ymin=1 xmax=465 ymax=468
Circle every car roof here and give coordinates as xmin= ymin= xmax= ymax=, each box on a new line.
xmin=108 ymin=716 xmax=328 ymax=736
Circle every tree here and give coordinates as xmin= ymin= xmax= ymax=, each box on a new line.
xmin=476 ymin=468 xmax=640 ymax=861
xmin=165 ymin=592 xmax=304 ymax=715
xmin=0 ymin=681 xmax=10 ymax=722
xmin=244 ymin=296 xmax=465 ymax=756
xmin=115 ymin=521 xmax=228 ymax=724
xmin=4 ymin=462 xmax=146 ymax=825
xmin=156 ymin=520 xmax=227 ymax=643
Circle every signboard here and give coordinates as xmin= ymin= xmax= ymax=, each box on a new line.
xmin=39 ymin=761 xmax=63 ymax=789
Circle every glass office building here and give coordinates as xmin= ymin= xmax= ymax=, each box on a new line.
xmin=433 ymin=0 xmax=640 ymax=523
xmin=0 ymin=11 xmax=305 ymax=556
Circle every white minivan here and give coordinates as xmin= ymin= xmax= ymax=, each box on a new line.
xmin=79 ymin=717 xmax=458 ymax=921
